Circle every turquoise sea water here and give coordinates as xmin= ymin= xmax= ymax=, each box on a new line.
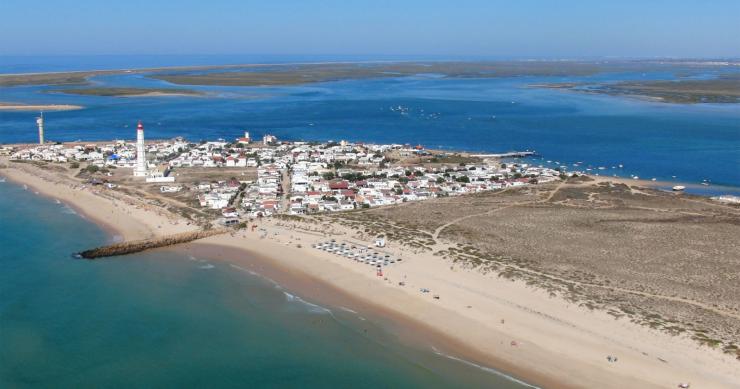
xmin=0 ymin=181 xmax=531 ymax=388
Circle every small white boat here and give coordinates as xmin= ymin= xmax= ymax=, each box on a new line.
xmin=672 ymin=185 xmax=686 ymax=191
xmin=0 ymin=177 xmax=5 ymax=183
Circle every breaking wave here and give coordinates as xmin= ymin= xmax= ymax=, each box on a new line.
xmin=283 ymin=291 xmax=332 ymax=315
xmin=229 ymin=263 xmax=281 ymax=288
xmin=430 ymin=347 xmax=540 ymax=388
xmin=60 ymin=204 xmax=77 ymax=215
xmin=338 ymin=306 xmax=358 ymax=314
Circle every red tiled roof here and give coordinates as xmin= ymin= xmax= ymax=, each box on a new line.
xmin=329 ymin=180 xmax=349 ymax=190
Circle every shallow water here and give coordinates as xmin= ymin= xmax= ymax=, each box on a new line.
xmin=1 ymin=60 xmax=739 ymax=192
xmin=0 ymin=181 xmax=530 ymax=388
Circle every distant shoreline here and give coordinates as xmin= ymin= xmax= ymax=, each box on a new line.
xmin=529 ymin=77 xmax=740 ymax=104
xmin=3 ymin=60 xmax=739 ymax=103
xmin=0 ymin=103 xmax=83 ymax=111
xmin=48 ymin=87 xmax=205 ymax=98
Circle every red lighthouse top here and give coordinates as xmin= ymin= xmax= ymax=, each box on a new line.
xmin=137 ymin=121 xmax=144 ymax=131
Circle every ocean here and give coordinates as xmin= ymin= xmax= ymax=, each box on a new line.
xmin=1 ymin=56 xmax=739 ymax=387
xmin=0 ymin=181 xmax=530 ymax=388
xmin=0 ymin=57 xmax=738 ymax=193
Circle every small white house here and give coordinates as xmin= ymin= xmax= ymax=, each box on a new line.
xmin=146 ymin=165 xmax=175 ymax=183
xmin=160 ymin=185 xmax=182 ymax=193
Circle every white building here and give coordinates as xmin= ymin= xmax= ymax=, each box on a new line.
xmin=263 ymin=134 xmax=277 ymax=146
xmin=134 ymin=121 xmax=148 ymax=177
xmin=237 ymin=131 xmax=251 ymax=145
xmin=146 ymin=164 xmax=175 ymax=183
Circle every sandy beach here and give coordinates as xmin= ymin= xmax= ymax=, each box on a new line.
xmin=119 ymin=92 xmax=205 ymax=98
xmin=0 ymin=160 xmax=195 ymax=240
xmin=0 ymin=103 xmax=83 ymax=111
xmin=2 ymin=159 xmax=738 ymax=389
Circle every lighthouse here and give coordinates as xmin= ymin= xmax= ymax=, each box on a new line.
xmin=36 ymin=112 xmax=44 ymax=144
xmin=133 ymin=121 xmax=147 ymax=177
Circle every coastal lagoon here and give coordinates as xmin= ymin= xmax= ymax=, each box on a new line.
xmin=0 ymin=181 xmax=530 ymax=388
xmin=1 ymin=60 xmax=739 ymax=192
xmin=2 ymin=59 xmax=739 ymax=387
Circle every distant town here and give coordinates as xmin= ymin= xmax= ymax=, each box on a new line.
xmin=0 ymin=121 xmax=575 ymax=224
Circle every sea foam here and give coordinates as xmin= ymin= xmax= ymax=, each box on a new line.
xmin=431 ymin=347 xmax=540 ymax=389
xmin=60 ymin=204 xmax=77 ymax=215
xmin=283 ymin=291 xmax=332 ymax=315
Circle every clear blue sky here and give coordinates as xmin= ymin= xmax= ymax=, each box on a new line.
xmin=1 ymin=0 xmax=738 ymax=58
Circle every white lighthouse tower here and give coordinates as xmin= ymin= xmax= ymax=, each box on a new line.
xmin=133 ymin=121 xmax=147 ymax=177
xmin=36 ymin=112 xmax=44 ymax=144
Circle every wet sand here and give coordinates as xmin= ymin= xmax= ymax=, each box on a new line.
xmin=181 ymin=242 xmax=552 ymax=388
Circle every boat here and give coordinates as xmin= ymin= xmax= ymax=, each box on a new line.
xmin=672 ymin=185 xmax=686 ymax=191
xmin=0 ymin=177 xmax=5 ymax=183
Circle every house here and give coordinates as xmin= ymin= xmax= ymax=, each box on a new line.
xmin=338 ymin=200 xmax=355 ymax=211
xmin=160 ymin=185 xmax=182 ymax=193
xmin=220 ymin=218 xmax=240 ymax=226
xmin=329 ymin=180 xmax=349 ymax=190
xmin=146 ymin=164 xmax=175 ymax=183
xmin=222 ymin=207 xmax=239 ymax=218
xmin=263 ymin=134 xmax=278 ymax=145
xmin=237 ymin=131 xmax=251 ymax=145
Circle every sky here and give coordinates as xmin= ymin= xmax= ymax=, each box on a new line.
xmin=1 ymin=0 xmax=739 ymax=58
